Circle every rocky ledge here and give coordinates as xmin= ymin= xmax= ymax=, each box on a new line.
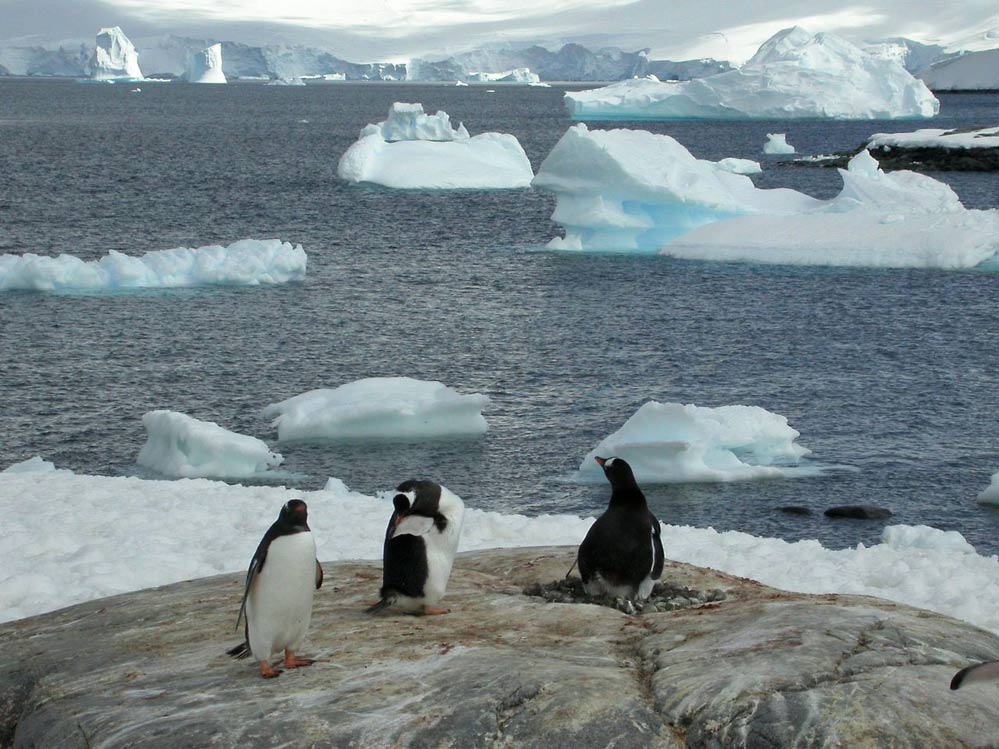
xmin=3 ymin=547 xmax=999 ymax=748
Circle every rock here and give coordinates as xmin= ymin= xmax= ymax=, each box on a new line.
xmin=2 ymin=547 xmax=999 ymax=747
xmin=825 ymin=505 xmax=894 ymax=519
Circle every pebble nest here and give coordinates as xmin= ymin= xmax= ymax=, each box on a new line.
xmin=523 ymin=577 xmax=728 ymax=616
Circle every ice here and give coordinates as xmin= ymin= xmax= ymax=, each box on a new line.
xmin=337 ymin=102 xmax=533 ymax=189
xmin=0 ymin=239 xmax=307 ymax=292
xmin=187 ymin=43 xmax=226 ymax=84
xmin=466 ymin=67 xmax=540 ymax=84
xmin=89 ymin=26 xmax=143 ymax=81
xmin=262 ymin=377 xmax=490 ymax=442
xmin=533 ymin=125 xmax=999 ymax=267
xmin=2 ymin=456 xmax=66 ymax=475
xmin=763 ymin=133 xmax=795 ymax=155
xmin=577 ymin=401 xmax=812 ymax=484
xmin=867 ymin=126 xmax=999 ymax=151
xmin=715 ymin=158 xmax=761 ymax=175
xmin=4 ymin=467 xmax=999 ymax=637
xmin=137 ymin=411 xmax=283 ymax=479
xmin=978 ymin=471 xmax=999 ymax=503
xmin=921 ymin=49 xmax=999 ymax=91
xmin=565 ymin=27 xmax=938 ymax=120
xmin=267 ymin=76 xmax=306 ymax=86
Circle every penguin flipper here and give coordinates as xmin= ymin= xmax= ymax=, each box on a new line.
xmin=234 ymin=557 xmax=261 ymax=633
xmin=651 ymin=516 xmax=665 ymax=580
xmin=951 ymin=660 xmax=999 ymax=690
xmin=315 ymin=559 xmax=324 ymax=589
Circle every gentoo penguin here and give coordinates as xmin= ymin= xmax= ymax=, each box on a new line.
xmin=577 ymin=456 xmax=665 ymax=601
xmin=366 ymin=479 xmax=465 ymax=615
xmin=226 ymin=499 xmax=324 ymax=678
xmin=951 ymin=661 xmax=999 ymax=690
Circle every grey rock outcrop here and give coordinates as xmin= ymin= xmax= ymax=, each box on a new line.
xmin=2 ymin=547 xmax=999 ymax=747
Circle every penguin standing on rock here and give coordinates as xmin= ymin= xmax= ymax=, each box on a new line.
xmin=367 ymin=479 xmax=465 ymax=616
xmin=578 ymin=456 xmax=665 ymax=601
xmin=227 ymin=499 xmax=324 ymax=678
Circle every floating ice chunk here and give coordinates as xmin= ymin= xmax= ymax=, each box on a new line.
xmin=262 ymin=377 xmax=490 ymax=442
xmin=187 ymin=43 xmax=226 ymax=84
xmin=0 ymin=239 xmax=307 ymax=292
xmin=867 ymin=125 xmax=999 ymax=151
xmin=338 ymin=103 xmax=533 ymax=189
xmin=565 ymin=26 xmax=938 ymax=120
xmin=978 ymin=471 xmax=999 ymax=503
xmin=2 ymin=456 xmax=65 ymax=474
xmin=90 ymin=26 xmax=143 ymax=80
xmin=137 ymin=410 xmax=283 ymax=480
xmin=578 ymin=401 xmax=812 ymax=484
xmin=715 ymin=157 xmax=762 ymax=175
xmin=763 ymin=133 xmax=795 ymax=155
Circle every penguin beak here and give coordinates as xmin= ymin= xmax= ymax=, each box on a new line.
xmin=594 ymin=456 xmax=606 ymax=468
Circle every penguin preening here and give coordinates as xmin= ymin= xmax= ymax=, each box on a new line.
xmin=226 ymin=499 xmax=324 ymax=678
xmin=951 ymin=660 xmax=999 ymax=690
xmin=367 ymin=479 xmax=465 ymax=616
xmin=578 ymin=456 xmax=665 ymax=601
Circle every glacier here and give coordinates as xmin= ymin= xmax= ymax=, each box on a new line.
xmin=137 ymin=410 xmax=282 ymax=479
xmin=577 ymin=401 xmax=813 ymax=484
xmin=0 ymin=239 xmax=307 ymax=292
xmin=89 ymin=26 xmax=143 ymax=81
xmin=337 ymin=103 xmax=534 ymax=189
xmin=532 ymin=124 xmax=999 ymax=268
xmin=564 ymin=27 xmax=939 ymax=121
xmin=187 ymin=43 xmax=226 ymax=83
xmin=262 ymin=377 xmax=491 ymax=442
xmin=920 ymin=49 xmax=999 ymax=91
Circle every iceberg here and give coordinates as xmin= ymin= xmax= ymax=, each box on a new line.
xmin=532 ymin=124 xmax=999 ymax=268
xmin=715 ymin=158 xmax=761 ymax=175
xmin=577 ymin=401 xmax=812 ymax=484
xmin=262 ymin=377 xmax=490 ymax=442
xmin=187 ymin=43 xmax=226 ymax=84
xmin=979 ymin=471 xmax=999 ymax=503
xmin=0 ymin=239 xmax=307 ymax=292
xmin=267 ymin=76 xmax=306 ymax=86
xmin=564 ymin=27 xmax=938 ymax=121
xmin=920 ymin=49 xmax=999 ymax=91
xmin=337 ymin=102 xmax=534 ymax=189
xmin=89 ymin=26 xmax=143 ymax=81
xmin=137 ymin=411 xmax=283 ymax=479
xmin=466 ymin=67 xmax=540 ymax=84
xmin=763 ymin=133 xmax=795 ymax=155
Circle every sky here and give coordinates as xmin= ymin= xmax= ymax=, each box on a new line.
xmin=1 ymin=0 xmax=997 ymax=62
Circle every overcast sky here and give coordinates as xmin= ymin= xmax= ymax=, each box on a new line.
xmin=1 ymin=0 xmax=996 ymax=62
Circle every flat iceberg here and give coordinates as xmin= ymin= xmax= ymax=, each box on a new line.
xmin=763 ymin=133 xmax=795 ymax=155
xmin=565 ymin=27 xmax=938 ymax=120
xmin=979 ymin=471 xmax=999 ymax=503
xmin=337 ymin=102 xmax=533 ymax=189
xmin=137 ymin=410 xmax=283 ymax=479
xmin=262 ymin=377 xmax=490 ymax=442
xmin=867 ymin=126 xmax=999 ymax=151
xmin=187 ymin=43 xmax=226 ymax=84
xmin=90 ymin=26 xmax=143 ymax=81
xmin=532 ymin=124 xmax=999 ymax=268
xmin=0 ymin=239 xmax=307 ymax=292
xmin=577 ymin=401 xmax=812 ymax=484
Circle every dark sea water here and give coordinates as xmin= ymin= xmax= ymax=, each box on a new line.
xmin=2 ymin=79 xmax=998 ymax=554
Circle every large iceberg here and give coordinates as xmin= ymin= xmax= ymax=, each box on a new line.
xmin=187 ymin=43 xmax=226 ymax=84
xmin=920 ymin=49 xmax=999 ymax=91
xmin=337 ymin=103 xmax=534 ymax=189
xmin=137 ymin=411 xmax=283 ymax=479
xmin=0 ymin=239 xmax=307 ymax=292
xmin=577 ymin=401 xmax=813 ymax=484
xmin=532 ymin=124 xmax=999 ymax=268
xmin=262 ymin=377 xmax=490 ymax=442
xmin=564 ymin=27 xmax=939 ymax=120
xmin=89 ymin=27 xmax=143 ymax=81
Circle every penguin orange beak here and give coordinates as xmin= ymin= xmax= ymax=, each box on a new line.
xmin=594 ymin=456 xmax=606 ymax=468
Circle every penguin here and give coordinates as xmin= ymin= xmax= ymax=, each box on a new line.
xmin=366 ymin=479 xmax=465 ymax=615
xmin=226 ymin=499 xmax=324 ymax=678
xmin=951 ymin=660 xmax=999 ymax=690
xmin=577 ymin=456 xmax=665 ymax=601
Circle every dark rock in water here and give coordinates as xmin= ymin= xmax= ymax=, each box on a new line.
xmin=3 ymin=547 xmax=999 ymax=747
xmin=523 ymin=577 xmax=727 ymax=615
xmin=825 ymin=505 xmax=894 ymax=519
xmin=790 ymin=136 xmax=999 ymax=172
xmin=778 ymin=505 xmax=814 ymax=516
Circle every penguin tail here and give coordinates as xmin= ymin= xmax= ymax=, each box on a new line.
xmin=226 ymin=641 xmax=251 ymax=660
xmin=365 ymin=594 xmax=396 ymax=615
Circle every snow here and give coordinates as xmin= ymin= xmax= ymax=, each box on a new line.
xmin=0 ymin=239 xmax=307 ymax=292
xmin=978 ymin=472 xmax=999 ymax=503
xmin=763 ymin=133 xmax=795 ymax=155
xmin=187 ymin=43 xmax=226 ymax=84
xmin=4 ymin=466 xmax=999 ymax=638
xmin=715 ymin=158 xmax=762 ymax=175
xmin=564 ymin=27 xmax=939 ymax=121
xmin=137 ymin=410 xmax=283 ymax=479
xmin=337 ymin=102 xmax=534 ymax=189
xmin=577 ymin=401 xmax=813 ymax=484
xmin=90 ymin=26 xmax=143 ymax=81
xmin=920 ymin=49 xmax=999 ymax=91
xmin=532 ymin=124 xmax=999 ymax=267
xmin=867 ymin=126 xmax=999 ymax=151
xmin=261 ymin=377 xmax=490 ymax=442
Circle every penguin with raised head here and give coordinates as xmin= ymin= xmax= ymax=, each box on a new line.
xmin=951 ymin=661 xmax=999 ymax=690
xmin=578 ymin=456 xmax=664 ymax=601
xmin=226 ymin=499 xmax=324 ymax=678
xmin=367 ymin=479 xmax=465 ymax=615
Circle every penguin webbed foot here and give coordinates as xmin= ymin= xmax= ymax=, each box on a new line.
xmin=419 ymin=605 xmax=451 ymax=616
xmin=284 ymin=651 xmax=315 ymax=669
xmin=259 ymin=661 xmax=282 ymax=679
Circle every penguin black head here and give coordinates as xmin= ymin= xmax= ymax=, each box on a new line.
xmin=279 ymin=499 xmax=310 ymax=530
xmin=595 ymin=456 xmax=645 ymax=505
xmin=395 ymin=479 xmax=443 ymax=517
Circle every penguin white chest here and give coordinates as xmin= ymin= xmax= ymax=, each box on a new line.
xmin=247 ymin=531 xmax=316 ymax=659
